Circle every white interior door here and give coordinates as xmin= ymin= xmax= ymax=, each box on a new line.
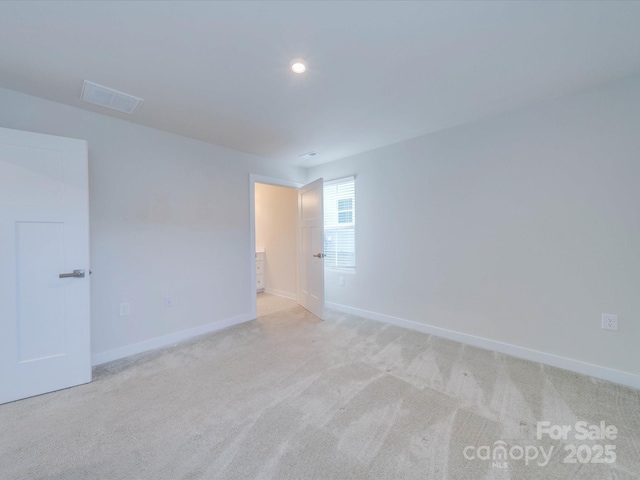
xmin=0 ymin=127 xmax=91 ymax=404
xmin=297 ymin=178 xmax=324 ymax=318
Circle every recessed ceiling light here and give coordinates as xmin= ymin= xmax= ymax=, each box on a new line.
xmin=290 ymin=59 xmax=307 ymax=74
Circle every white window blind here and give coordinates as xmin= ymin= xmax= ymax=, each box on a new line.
xmin=324 ymin=176 xmax=355 ymax=270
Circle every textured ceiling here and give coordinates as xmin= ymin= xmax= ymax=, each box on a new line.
xmin=1 ymin=1 xmax=640 ymax=166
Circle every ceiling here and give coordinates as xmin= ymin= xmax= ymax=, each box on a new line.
xmin=1 ymin=1 xmax=640 ymax=167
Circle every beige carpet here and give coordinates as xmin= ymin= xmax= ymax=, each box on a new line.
xmin=256 ymin=292 xmax=297 ymax=317
xmin=1 ymin=299 xmax=639 ymax=480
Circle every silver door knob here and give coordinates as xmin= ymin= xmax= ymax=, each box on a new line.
xmin=312 ymin=253 xmax=326 ymax=258
xmin=59 ymin=269 xmax=85 ymax=278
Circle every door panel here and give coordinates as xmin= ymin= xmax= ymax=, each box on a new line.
xmin=17 ymin=222 xmax=66 ymax=361
xmin=0 ymin=127 xmax=91 ymax=405
xmin=297 ymin=178 xmax=324 ymax=319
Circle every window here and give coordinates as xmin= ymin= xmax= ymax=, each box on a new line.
xmin=324 ymin=177 xmax=355 ymax=270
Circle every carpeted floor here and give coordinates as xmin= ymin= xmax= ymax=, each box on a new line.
xmin=256 ymin=292 xmax=298 ymax=317
xmin=1 ymin=295 xmax=639 ymax=479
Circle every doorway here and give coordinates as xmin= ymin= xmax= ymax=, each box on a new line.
xmin=254 ymin=182 xmax=297 ymax=316
xmin=248 ymin=174 xmax=325 ymax=320
xmin=249 ymin=174 xmax=302 ymax=318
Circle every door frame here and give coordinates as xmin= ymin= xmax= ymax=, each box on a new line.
xmin=249 ymin=174 xmax=303 ymax=319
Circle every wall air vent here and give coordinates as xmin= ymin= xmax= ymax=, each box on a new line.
xmin=80 ymin=80 xmax=143 ymax=115
xmin=299 ymin=151 xmax=318 ymax=160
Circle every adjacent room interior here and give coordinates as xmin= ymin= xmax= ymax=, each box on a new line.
xmin=1 ymin=1 xmax=639 ymax=479
xmin=254 ymin=182 xmax=298 ymax=313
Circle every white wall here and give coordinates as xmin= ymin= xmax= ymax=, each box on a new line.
xmin=3 ymin=71 xmax=639 ymax=384
xmin=255 ymin=183 xmax=297 ymax=298
xmin=309 ymin=73 xmax=640 ymax=381
xmin=0 ymin=87 xmax=306 ymax=363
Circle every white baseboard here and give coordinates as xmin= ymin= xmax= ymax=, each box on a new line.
xmin=326 ymin=302 xmax=640 ymax=391
xmin=91 ymin=313 xmax=254 ymax=366
xmin=264 ymin=288 xmax=297 ymax=301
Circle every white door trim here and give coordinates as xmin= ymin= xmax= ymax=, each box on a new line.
xmin=249 ymin=174 xmax=303 ymax=319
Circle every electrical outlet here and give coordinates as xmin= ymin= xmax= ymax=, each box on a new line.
xmin=602 ymin=314 xmax=618 ymax=331
xmin=165 ymin=296 xmax=174 ymax=308
xmin=118 ymin=302 xmax=130 ymax=316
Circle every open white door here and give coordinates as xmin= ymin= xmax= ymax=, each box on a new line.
xmin=297 ymin=178 xmax=324 ymax=319
xmin=0 ymin=127 xmax=91 ymax=404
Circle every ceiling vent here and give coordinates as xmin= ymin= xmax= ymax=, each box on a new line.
xmin=80 ymin=80 xmax=143 ymax=115
xmin=299 ymin=151 xmax=318 ymax=160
